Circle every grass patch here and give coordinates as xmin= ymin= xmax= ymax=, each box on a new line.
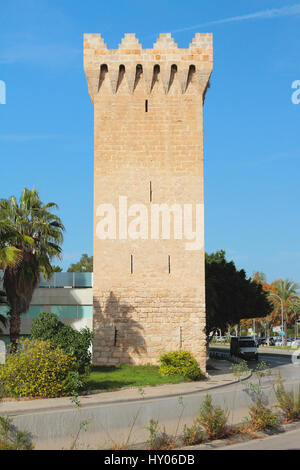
xmin=86 ymin=364 xmax=187 ymax=391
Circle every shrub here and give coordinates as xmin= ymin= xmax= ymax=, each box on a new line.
xmin=159 ymin=351 xmax=204 ymax=381
xmin=230 ymin=361 xmax=250 ymax=381
xmin=146 ymin=419 xmax=176 ymax=450
xmin=274 ymin=377 xmax=300 ymax=423
xmin=30 ymin=312 xmax=94 ymax=373
xmin=0 ymin=416 xmax=34 ymax=450
xmin=0 ymin=339 xmax=77 ymax=398
xmin=247 ymin=399 xmax=278 ymax=431
xmin=182 ymin=422 xmax=204 ymax=446
xmin=197 ymin=394 xmax=229 ymax=440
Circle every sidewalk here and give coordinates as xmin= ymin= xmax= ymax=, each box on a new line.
xmin=211 ymin=344 xmax=297 ymax=356
xmin=1 ymin=359 xmax=244 ymax=415
xmin=258 ymin=346 xmax=297 ymax=356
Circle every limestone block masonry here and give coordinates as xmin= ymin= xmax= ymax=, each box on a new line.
xmin=84 ymin=33 xmax=213 ymax=371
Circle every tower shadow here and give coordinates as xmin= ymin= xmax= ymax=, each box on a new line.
xmin=93 ymin=292 xmax=146 ymax=364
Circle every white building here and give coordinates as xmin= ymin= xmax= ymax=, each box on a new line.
xmin=0 ymin=273 xmax=93 ymax=345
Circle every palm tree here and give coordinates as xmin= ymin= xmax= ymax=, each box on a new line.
xmin=271 ymin=279 xmax=300 ymax=345
xmin=0 ymin=222 xmax=21 ymax=268
xmin=0 ymin=188 xmax=64 ymax=347
xmin=0 ymin=223 xmax=21 ymax=335
xmin=0 ymin=289 xmax=7 ymax=334
xmin=287 ymin=299 xmax=300 ymax=339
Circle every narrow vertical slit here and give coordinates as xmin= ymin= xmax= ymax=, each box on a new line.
xmin=98 ymin=64 xmax=108 ymax=92
xmin=168 ymin=255 xmax=171 ymax=274
xmin=117 ymin=64 xmax=125 ymax=91
xmin=186 ymin=65 xmax=196 ymax=92
xmin=169 ymin=64 xmax=177 ymax=91
xmin=114 ymin=327 xmax=118 ymax=347
xmin=150 ymin=181 xmax=152 ymax=202
xmin=134 ymin=64 xmax=143 ymax=91
xmin=131 ymin=255 xmax=134 ymax=274
xmin=152 ymin=64 xmax=160 ymax=92
xmin=145 ymin=100 xmax=148 ymax=112
xmin=180 ymin=326 xmax=182 ymax=350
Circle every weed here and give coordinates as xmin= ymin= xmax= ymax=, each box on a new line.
xmin=146 ymin=419 xmax=177 ymax=450
xmin=274 ymin=374 xmax=300 ymax=423
xmin=197 ymin=394 xmax=229 ymax=440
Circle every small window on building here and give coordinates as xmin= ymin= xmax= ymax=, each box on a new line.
xmin=131 ymin=255 xmax=134 ymax=274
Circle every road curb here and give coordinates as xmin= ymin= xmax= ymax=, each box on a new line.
xmin=181 ymin=419 xmax=300 ymax=451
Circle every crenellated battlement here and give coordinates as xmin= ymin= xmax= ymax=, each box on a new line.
xmin=84 ymin=33 xmax=213 ymax=101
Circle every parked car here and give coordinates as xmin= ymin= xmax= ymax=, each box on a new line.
xmin=291 ymin=339 xmax=300 ymax=348
xmin=257 ymin=337 xmax=267 ymax=346
xmin=230 ymin=336 xmax=258 ymax=361
xmin=269 ymin=337 xmax=275 ymax=346
xmin=274 ymin=337 xmax=283 ymax=346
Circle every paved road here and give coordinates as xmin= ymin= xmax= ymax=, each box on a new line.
xmin=218 ymin=425 xmax=300 ymax=450
xmin=193 ymin=354 xmax=300 ymax=451
xmin=210 ymin=349 xmax=300 ymax=394
xmin=250 ymin=353 xmax=300 ymax=389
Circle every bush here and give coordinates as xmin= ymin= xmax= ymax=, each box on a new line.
xmin=274 ymin=377 xmax=300 ymax=423
xmin=0 ymin=416 xmax=34 ymax=450
xmin=182 ymin=422 xmax=204 ymax=446
xmin=159 ymin=351 xmax=204 ymax=381
xmin=146 ymin=419 xmax=176 ymax=450
xmin=197 ymin=394 xmax=229 ymax=440
xmin=247 ymin=399 xmax=278 ymax=431
xmin=30 ymin=312 xmax=94 ymax=373
xmin=0 ymin=339 xmax=77 ymax=398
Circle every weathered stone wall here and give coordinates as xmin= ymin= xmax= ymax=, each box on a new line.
xmin=84 ymin=33 xmax=213 ymax=371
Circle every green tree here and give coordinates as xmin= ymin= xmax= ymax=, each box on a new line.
xmin=205 ymin=251 xmax=271 ymax=343
xmin=67 ymin=254 xmax=93 ymax=272
xmin=0 ymin=222 xmax=21 ymax=335
xmin=0 ymin=222 xmax=21 ymax=269
xmin=51 ymin=265 xmax=63 ymax=272
xmin=253 ymin=271 xmax=267 ymax=284
xmin=271 ymin=279 xmax=300 ymax=345
xmin=0 ymin=188 xmax=64 ymax=347
xmin=30 ymin=312 xmax=94 ymax=373
xmin=288 ymin=299 xmax=300 ymax=338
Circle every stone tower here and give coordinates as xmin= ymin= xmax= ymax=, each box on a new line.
xmin=84 ymin=32 xmax=213 ymax=371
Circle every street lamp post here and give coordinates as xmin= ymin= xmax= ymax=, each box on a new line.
xmin=269 ymin=293 xmax=284 ymax=345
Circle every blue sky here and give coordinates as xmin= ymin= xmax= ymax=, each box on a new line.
xmin=0 ymin=0 xmax=299 ymax=282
